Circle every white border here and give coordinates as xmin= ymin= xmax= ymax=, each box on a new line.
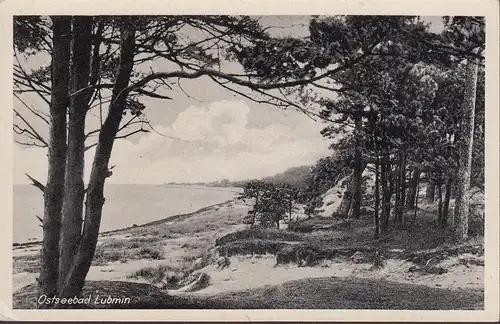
xmin=0 ymin=0 xmax=498 ymax=321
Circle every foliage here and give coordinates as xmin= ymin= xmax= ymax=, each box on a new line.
xmin=300 ymin=16 xmax=484 ymax=238
xmin=238 ymin=180 xmax=299 ymax=228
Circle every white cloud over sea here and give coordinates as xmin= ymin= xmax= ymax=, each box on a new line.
xmin=14 ymin=100 xmax=330 ymax=185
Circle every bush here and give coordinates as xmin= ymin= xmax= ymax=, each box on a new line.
xmin=274 ymin=243 xmax=379 ymax=266
xmin=92 ymin=246 xmax=126 ymax=265
xmin=128 ymin=264 xmax=183 ymax=288
xmin=288 ymin=216 xmax=350 ymax=233
xmin=215 ymin=226 xmax=303 ymax=246
xmin=138 ymin=247 xmax=164 ymax=260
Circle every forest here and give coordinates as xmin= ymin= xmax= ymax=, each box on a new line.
xmin=13 ymin=15 xmax=485 ymax=308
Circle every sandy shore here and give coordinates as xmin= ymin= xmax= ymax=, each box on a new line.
xmin=13 ymin=198 xmax=484 ymax=299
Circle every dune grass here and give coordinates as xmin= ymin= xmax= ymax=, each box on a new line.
xmin=13 ymin=253 xmax=40 ymax=274
xmin=208 ymin=276 xmax=483 ymax=310
xmin=215 ymin=226 xmax=304 ymax=246
xmin=13 ymin=277 xmax=484 ymax=310
xmin=92 ymin=241 xmax=165 ymax=265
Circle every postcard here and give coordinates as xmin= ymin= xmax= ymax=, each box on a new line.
xmin=1 ymin=0 xmax=498 ymax=321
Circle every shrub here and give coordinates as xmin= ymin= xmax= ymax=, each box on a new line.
xmin=215 ymin=226 xmax=303 ymax=246
xmin=92 ymin=246 xmax=126 ymax=265
xmin=138 ymin=247 xmax=164 ymax=260
xmin=288 ymin=216 xmax=351 ymax=233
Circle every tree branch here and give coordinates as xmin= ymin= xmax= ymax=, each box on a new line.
xmin=13 ymin=93 xmax=49 ymax=125
xmin=84 ymin=142 xmax=98 ymax=152
xmin=134 ymin=88 xmax=172 ymax=99
xmin=26 ymin=173 xmax=45 ymax=192
xmin=13 ymin=109 xmax=48 ymax=147
xmin=115 ymin=128 xmax=149 ymax=139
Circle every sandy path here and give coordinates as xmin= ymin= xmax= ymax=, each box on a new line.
xmin=14 ymin=252 xmax=483 ymax=295
xmin=173 ymin=254 xmax=483 ymax=297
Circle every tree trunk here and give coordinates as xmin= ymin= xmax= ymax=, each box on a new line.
xmin=336 ymin=173 xmax=355 ymax=216
xmin=453 ymin=53 xmax=479 ymax=242
xmin=59 ymin=19 xmax=137 ymax=298
xmin=437 ymin=183 xmax=443 ymax=225
xmin=406 ymin=170 xmax=421 ymax=209
xmin=394 ymin=152 xmax=406 ymax=225
xmin=58 ymin=16 xmax=93 ymax=292
xmin=251 ymin=192 xmax=259 ymax=226
xmin=38 ymin=16 xmax=71 ymax=306
xmin=413 ymin=177 xmax=420 ymax=226
xmin=374 ymin=154 xmax=380 ymax=239
xmin=380 ymin=151 xmax=391 ymax=234
xmin=336 ymin=163 xmax=366 ymax=218
xmin=426 ymin=181 xmax=435 ymax=203
xmin=442 ymin=177 xmax=453 ymax=228
xmin=352 ymin=112 xmax=363 ymax=219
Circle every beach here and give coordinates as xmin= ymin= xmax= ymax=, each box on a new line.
xmin=13 ymin=184 xmax=241 ymax=243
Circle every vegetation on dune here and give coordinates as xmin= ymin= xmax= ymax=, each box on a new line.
xmin=13 ymin=14 xmax=485 ymax=309
xmin=13 ymin=276 xmax=483 ymax=310
xmin=215 ymin=226 xmax=303 ymax=246
xmin=208 ymin=277 xmax=484 ymax=310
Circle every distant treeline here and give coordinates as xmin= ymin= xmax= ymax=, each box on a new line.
xmin=166 ymin=165 xmax=314 ymax=190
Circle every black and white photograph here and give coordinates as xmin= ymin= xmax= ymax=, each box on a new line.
xmin=3 ymin=1 xmax=499 ymax=320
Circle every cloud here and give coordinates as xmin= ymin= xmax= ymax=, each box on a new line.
xmin=14 ymin=100 xmax=330 ymax=185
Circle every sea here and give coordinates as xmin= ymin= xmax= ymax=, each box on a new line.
xmin=13 ymin=184 xmax=242 ymax=244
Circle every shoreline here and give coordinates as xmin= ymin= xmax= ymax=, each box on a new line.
xmin=13 ymin=198 xmax=236 ymax=248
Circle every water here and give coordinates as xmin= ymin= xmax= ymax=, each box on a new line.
xmin=13 ymin=184 xmax=241 ymax=244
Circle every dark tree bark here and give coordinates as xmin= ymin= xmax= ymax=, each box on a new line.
xmin=38 ymin=16 xmax=71 ymax=306
xmin=442 ymin=177 xmax=453 ymax=228
xmin=251 ymin=192 xmax=259 ymax=226
xmin=406 ymin=170 xmax=421 ymax=209
xmin=58 ymin=16 xmax=93 ymax=292
xmin=336 ymin=163 xmax=367 ymax=218
xmin=351 ymin=111 xmax=363 ymax=219
xmin=394 ymin=152 xmax=406 ymax=225
xmin=380 ymin=150 xmax=391 ymax=234
xmin=453 ymin=53 xmax=479 ymax=242
xmin=437 ymin=183 xmax=443 ymax=225
xmin=374 ymin=153 xmax=380 ymax=239
xmin=59 ymin=18 xmax=137 ymax=298
xmin=426 ymin=181 xmax=435 ymax=203
xmin=413 ymin=177 xmax=420 ymax=226
xmin=336 ymin=174 xmax=355 ymax=216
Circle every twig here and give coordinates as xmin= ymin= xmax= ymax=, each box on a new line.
xmin=25 ymin=173 xmax=45 ymax=192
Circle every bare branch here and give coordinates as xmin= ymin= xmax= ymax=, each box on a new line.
xmin=14 ymin=139 xmax=47 ymax=148
xmin=117 ymin=115 xmax=138 ymax=133
xmin=177 ymin=78 xmax=206 ymax=103
xmin=114 ymin=128 xmax=149 ymax=139
xmin=84 ymin=128 xmax=101 ymax=139
xmin=134 ymin=88 xmax=172 ymax=100
xmin=141 ymin=121 xmax=188 ymax=142
xmin=84 ymin=142 xmax=98 ymax=152
xmin=73 ymin=52 xmax=371 ymax=102
xmin=13 ymin=109 xmax=48 ymax=147
xmin=26 ymin=173 xmax=45 ymax=192
xmin=13 ymin=51 xmax=51 ymax=106
xmin=13 ymin=93 xmax=49 ymax=125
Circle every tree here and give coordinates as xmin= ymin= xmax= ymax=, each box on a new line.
xmin=453 ymin=52 xmax=480 ymax=241
xmin=238 ymin=180 xmax=267 ymax=226
xmin=17 ymin=15 xmax=367 ymax=306
xmin=37 ymin=16 xmax=71 ymax=301
xmin=311 ymin=16 xmax=485 ymax=240
xmin=442 ymin=18 xmax=484 ymax=242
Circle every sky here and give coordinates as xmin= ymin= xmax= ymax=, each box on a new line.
xmin=13 ymin=16 xmax=445 ymax=185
